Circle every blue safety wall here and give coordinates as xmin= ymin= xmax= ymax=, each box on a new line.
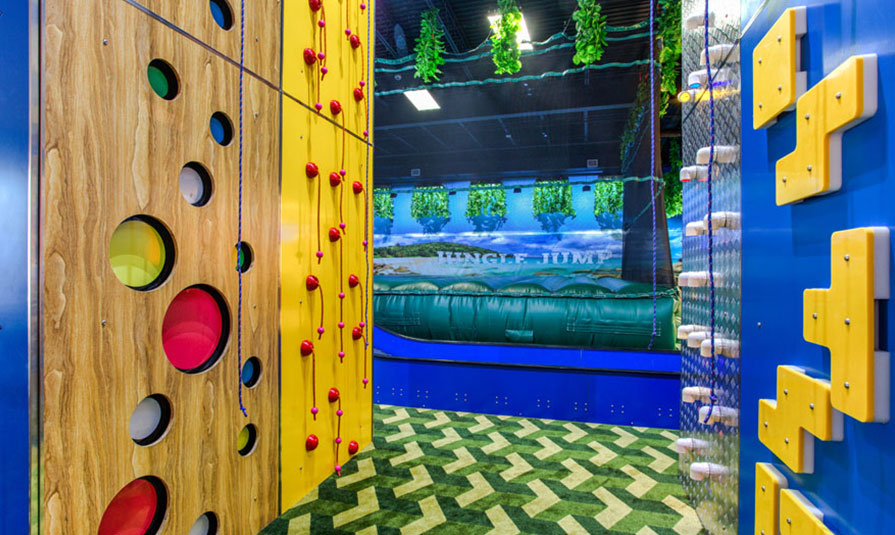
xmin=373 ymin=327 xmax=681 ymax=428
xmin=740 ymin=1 xmax=895 ymax=533
xmin=0 ymin=1 xmax=32 ymax=533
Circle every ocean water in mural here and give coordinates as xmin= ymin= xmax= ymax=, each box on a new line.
xmin=373 ymin=178 xmax=682 ymax=282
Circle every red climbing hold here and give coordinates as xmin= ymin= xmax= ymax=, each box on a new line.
xmin=306 ymin=162 xmax=319 ymax=178
xmin=308 ymin=0 xmax=322 ymax=11
xmin=353 ymin=87 xmax=364 ymax=101
xmin=330 ymin=100 xmax=342 ymax=115
xmin=329 ymin=227 xmax=341 ymax=242
xmin=348 ymin=274 xmax=359 ymax=288
xmin=300 ymin=340 xmax=314 ymax=356
xmin=328 ymin=388 xmax=340 ymax=402
xmin=350 ymin=34 xmax=361 ymax=49
xmin=352 ymin=326 xmax=363 ymax=340
xmin=305 ymin=434 xmax=319 ymax=451
xmin=306 ymin=275 xmax=320 ymax=291
xmin=303 ymin=48 xmax=317 ymax=65
xmin=329 ymin=172 xmax=342 ymax=187
xmin=352 ymin=181 xmax=363 ymax=194
xmin=348 ymin=440 xmax=359 ymax=455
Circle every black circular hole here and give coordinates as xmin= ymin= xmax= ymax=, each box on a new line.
xmin=209 ymin=0 xmax=234 ymax=30
xmin=180 ymin=162 xmax=214 ymax=207
xmin=210 ymin=112 xmax=234 ymax=146
xmin=241 ymin=357 xmax=262 ymax=388
xmin=237 ymin=424 xmax=258 ymax=456
xmin=109 ymin=215 xmax=176 ymax=291
xmin=129 ymin=394 xmax=173 ymax=447
xmin=147 ymin=59 xmax=179 ymax=100
xmin=235 ymin=241 xmax=254 ymax=273
xmin=189 ymin=511 xmax=219 ymax=535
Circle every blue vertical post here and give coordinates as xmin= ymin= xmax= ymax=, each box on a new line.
xmin=0 ymin=1 xmax=37 ymax=532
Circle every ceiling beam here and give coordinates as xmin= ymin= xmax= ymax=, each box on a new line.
xmin=376 ymin=102 xmax=634 ymax=130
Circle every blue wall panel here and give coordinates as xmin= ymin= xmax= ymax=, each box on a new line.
xmin=740 ymin=1 xmax=895 ymax=533
xmin=373 ymin=327 xmax=681 ymax=428
xmin=0 ymin=0 xmax=33 ymax=532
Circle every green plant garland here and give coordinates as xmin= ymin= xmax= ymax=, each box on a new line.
xmin=593 ymin=180 xmax=624 ymax=217
xmin=410 ymin=186 xmax=451 ymax=219
xmin=373 ymin=187 xmax=394 ymax=220
xmin=571 ymin=0 xmax=608 ymax=65
xmin=414 ymin=8 xmax=447 ymax=83
xmin=465 ymin=183 xmax=507 ymax=218
xmin=663 ymin=137 xmax=683 ymax=218
xmin=532 ymin=179 xmax=576 ymax=217
xmin=490 ymin=0 xmax=523 ymax=75
xmin=657 ymin=0 xmax=681 ymax=115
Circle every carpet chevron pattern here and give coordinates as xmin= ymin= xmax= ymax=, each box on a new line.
xmin=260 ymin=405 xmax=704 ymax=535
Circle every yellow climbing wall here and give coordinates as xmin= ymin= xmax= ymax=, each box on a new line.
xmin=280 ymin=0 xmax=375 ymax=509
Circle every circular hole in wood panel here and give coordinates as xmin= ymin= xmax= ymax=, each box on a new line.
xmin=162 ymin=285 xmax=231 ymax=374
xmin=180 ymin=162 xmax=214 ymax=207
xmin=209 ymin=112 xmax=234 ymax=146
xmin=147 ymin=59 xmax=179 ymax=100
xmin=234 ymin=241 xmax=254 ymax=273
xmin=129 ymin=394 xmax=172 ymax=446
xmin=108 ymin=215 xmax=175 ymax=291
xmin=209 ymin=0 xmax=234 ymax=30
xmin=188 ymin=512 xmax=219 ymax=535
xmin=241 ymin=357 xmax=262 ymax=388
xmin=237 ymin=424 xmax=258 ymax=456
xmin=98 ymin=476 xmax=168 ymax=535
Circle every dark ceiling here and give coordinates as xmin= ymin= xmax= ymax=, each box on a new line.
xmin=372 ymin=0 xmax=680 ymax=183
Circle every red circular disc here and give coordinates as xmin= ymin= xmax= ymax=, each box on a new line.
xmin=98 ymin=477 xmax=167 ymax=535
xmin=162 ymin=286 xmax=228 ymax=373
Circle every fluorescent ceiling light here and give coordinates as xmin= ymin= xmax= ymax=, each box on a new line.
xmin=404 ymin=89 xmax=441 ymax=111
xmin=488 ymin=14 xmax=533 ymax=51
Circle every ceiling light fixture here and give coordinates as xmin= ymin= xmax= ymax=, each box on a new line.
xmin=404 ymin=89 xmax=441 ymax=111
xmin=488 ymin=14 xmax=533 ymax=51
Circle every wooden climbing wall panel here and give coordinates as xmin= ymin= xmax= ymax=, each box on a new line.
xmin=41 ymin=0 xmax=280 ymax=532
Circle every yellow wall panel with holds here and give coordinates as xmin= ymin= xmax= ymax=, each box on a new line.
xmin=280 ymin=94 xmax=374 ymax=509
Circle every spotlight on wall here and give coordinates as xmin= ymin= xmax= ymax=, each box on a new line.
xmin=404 ymin=89 xmax=440 ymax=111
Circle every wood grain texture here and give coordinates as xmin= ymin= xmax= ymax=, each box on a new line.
xmin=283 ymin=0 xmax=374 ymax=139
xmin=42 ymin=0 xmax=280 ymax=533
xmin=280 ymin=96 xmax=374 ymax=509
xmin=138 ymin=0 xmax=281 ymax=85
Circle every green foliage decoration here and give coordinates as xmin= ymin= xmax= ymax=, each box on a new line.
xmin=618 ymin=75 xmax=651 ymax=171
xmin=664 ymin=138 xmax=683 ymax=218
xmin=414 ymin=8 xmax=447 ymax=83
xmin=657 ymin=0 xmax=682 ymax=115
xmin=571 ymin=0 xmax=608 ymax=65
xmin=465 ymin=183 xmax=507 ymax=219
xmin=490 ymin=0 xmax=523 ymax=75
xmin=373 ymin=187 xmax=394 ymax=220
xmin=593 ymin=180 xmax=624 ymax=217
xmin=410 ymin=186 xmax=451 ymax=219
xmin=532 ymin=179 xmax=576 ymax=217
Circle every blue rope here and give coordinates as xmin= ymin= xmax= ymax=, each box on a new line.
xmin=647 ymin=0 xmax=658 ymax=350
xmin=702 ymin=0 xmax=718 ymax=424
xmin=237 ymin=0 xmax=247 ymax=418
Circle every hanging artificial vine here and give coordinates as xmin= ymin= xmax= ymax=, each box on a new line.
xmin=657 ymin=0 xmax=682 ymax=115
xmin=571 ymin=0 xmax=608 ymax=65
xmin=663 ymin=138 xmax=683 ymax=218
xmin=593 ymin=180 xmax=624 ymax=217
xmin=410 ymin=186 xmax=451 ymax=219
xmin=490 ymin=0 xmax=523 ymax=75
xmin=373 ymin=187 xmax=394 ymax=220
xmin=414 ymin=8 xmax=447 ymax=83
xmin=532 ymin=179 xmax=576 ymax=217
xmin=466 ymin=183 xmax=507 ymax=219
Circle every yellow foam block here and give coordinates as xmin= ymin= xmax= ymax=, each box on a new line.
xmin=758 ymin=366 xmax=843 ymax=473
xmin=804 ymin=227 xmax=890 ymax=423
xmin=755 ymin=463 xmax=788 ymax=535
xmin=753 ymin=7 xmax=807 ymax=129
xmin=780 ymin=490 xmax=834 ymax=535
xmin=775 ymin=54 xmax=877 ymax=205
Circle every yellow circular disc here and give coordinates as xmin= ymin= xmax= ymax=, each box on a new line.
xmin=109 ymin=218 xmax=169 ymax=289
xmin=237 ymin=426 xmax=250 ymax=451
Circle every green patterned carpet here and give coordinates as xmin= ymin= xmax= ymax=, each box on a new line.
xmin=261 ymin=405 xmax=703 ymax=535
